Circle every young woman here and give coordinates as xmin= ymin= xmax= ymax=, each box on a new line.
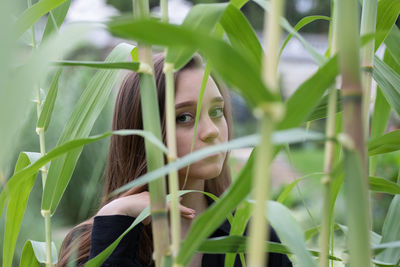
xmin=58 ymin=54 xmax=292 ymax=267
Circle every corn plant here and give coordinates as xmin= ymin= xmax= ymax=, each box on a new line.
xmin=1 ymin=0 xmax=400 ymax=266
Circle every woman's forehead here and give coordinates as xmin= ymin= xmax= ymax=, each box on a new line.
xmin=175 ymin=68 xmax=222 ymax=103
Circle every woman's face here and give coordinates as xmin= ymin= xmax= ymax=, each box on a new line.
xmin=175 ymin=68 xmax=228 ymax=180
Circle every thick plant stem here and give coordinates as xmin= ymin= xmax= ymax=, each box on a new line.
xmin=319 ymin=1 xmax=338 ymax=266
xmin=28 ymin=0 xmax=52 ymax=263
xmin=247 ymin=0 xmax=283 ymax=266
xmin=337 ymin=0 xmax=372 ymax=266
xmin=164 ymin=64 xmax=181 ymax=258
xmin=159 ymin=0 xmax=181 ymax=260
xmin=247 ymin=115 xmax=274 ymax=267
xmin=42 ymin=210 xmax=53 ymax=266
xmin=360 ymin=0 xmax=377 ymax=139
xmin=134 ymin=1 xmax=170 ymax=265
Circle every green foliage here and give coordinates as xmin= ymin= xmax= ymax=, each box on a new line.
xmin=1 ymin=0 xmax=400 ymax=266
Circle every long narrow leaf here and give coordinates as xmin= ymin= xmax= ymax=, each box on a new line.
xmin=2 ymin=152 xmax=41 ymax=267
xmin=384 ymin=26 xmax=400 ymax=66
xmin=108 ymin=19 xmax=278 ymax=106
xmin=42 ymin=0 xmax=72 ymax=40
xmin=15 ymin=0 xmax=67 ymax=37
xmin=42 ymin=43 xmax=134 ymax=214
xmin=55 ymin=61 xmax=140 ymax=71
xmin=111 ymin=129 xmax=324 ymax=196
xmin=368 ymin=130 xmax=400 ymax=155
xmin=278 ymin=56 xmax=338 ymax=130
xmin=176 ymin=152 xmax=255 ymax=265
xmin=266 ymin=201 xmax=317 ymax=267
xmin=373 ymin=56 xmax=400 ymax=117
xmin=252 ymin=0 xmax=326 ymax=65
xmin=37 ymin=69 xmax=62 ymax=132
xmin=369 ymin=177 xmax=400 ymax=195
xmin=377 ymin=195 xmax=400 ymax=263
xmin=220 ymin=4 xmax=263 ymax=69
xmin=166 ymin=3 xmax=228 ymax=69
xmin=279 ymin=16 xmax=330 ymax=58
xmin=19 ymin=240 xmax=57 ymax=266
xmin=375 ymin=0 xmax=400 ymax=50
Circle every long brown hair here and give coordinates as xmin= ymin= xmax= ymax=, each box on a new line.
xmin=58 ymin=53 xmax=234 ymax=266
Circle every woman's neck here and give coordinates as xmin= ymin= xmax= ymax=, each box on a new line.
xmin=180 ymin=179 xmax=208 ymax=215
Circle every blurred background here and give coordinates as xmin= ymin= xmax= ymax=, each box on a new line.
xmin=1 ymin=0 xmax=399 ymax=265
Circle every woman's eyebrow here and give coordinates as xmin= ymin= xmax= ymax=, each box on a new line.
xmin=175 ymin=97 xmax=224 ymax=109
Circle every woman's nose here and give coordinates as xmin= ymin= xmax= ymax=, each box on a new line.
xmin=198 ymin=115 xmax=219 ymax=143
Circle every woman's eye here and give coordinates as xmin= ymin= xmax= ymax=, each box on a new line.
xmin=210 ymin=107 xmax=224 ymax=118
xmin=176 ymin=113 xmax=192 ymax=123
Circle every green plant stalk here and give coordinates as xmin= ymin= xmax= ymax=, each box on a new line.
xmin=247 ymin=115 xmax=273 ymax=267
xmin=337 ymin=0 xmax=372 ymax=266
xmin=28 ymin=0 xmax=53 ymax=264
xmin=164 ymin=64 xmax=181 ymax=259
xmin=159 ymin=0 xmax=181 ymax=260
xmin=134 ymin=0 xmax=170 ymax=265
xmin=319 ymin=1 xmax=338 ymax=266
xmin=247 ymin=0 xmax=284 ymax=266
xmin=360 ymin=0 xmax=377 ymax=140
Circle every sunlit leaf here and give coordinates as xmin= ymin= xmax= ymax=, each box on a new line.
xmin=373 ymin=56 xmax=400 ymax=117
xmin=2 ymin=152 xmax=41 ymax=267
xmin=166 ymin=3 xmax=228 ymax=69
xmin=220 ymin=4 xmax=262 ymax=69
xmin=108 ymin=19 xmax=278 ymax=107
xmin=37 ymin=69 xmax=62 ymax=132
xmin=42 ymin=0 xmax=72 ymax=40
xmin=278 ymin=56 xmax=338 ymax=130
xmin=15 ymin=0 xmax=68 ymax=37
xmin=41 ymin=43 xmax=134 ymax=214
xmin=279 ymin=15 xmax=330 ymax=59
xmin=55 ymin=60 xmax=140 ymax=71
xmin=19 ymin=240 xmax=57 ymax=266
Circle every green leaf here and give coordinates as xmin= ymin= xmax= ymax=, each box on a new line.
xmin=384 ymin=26 xmax=400 ymax=66
xmin=279 ymin=16 xmax=330 ymax=59
xmin=15 ymin=0 xmax=68 ymax=38
xmin=176 ymin=152 xmax=255 ymax=265
xmin=306 ymin=89 xmax=342 ymax=122
xmin=375 ymin=0 xmax=400 ymax=50
xmin=225 ymin=200 xmax=252 ymax=267
xmin=220 ymin=4 xmax=263 ymax=70
xmin=369 ymin=176 xmax=400 ymax=195
xmin=368 ymin=130 xmax=400 ymax=155
xmin=20 ymin=241 xmax=40 ymax=267
xmin=111 ymin=129 xmax=324 ymax=196
xmin=0 ymin=24 xmax=91 ymax=179
xmin=37 ymin=69 xmax=62 ymax=132
xmin=267 ymin=201 xmax=317 ymax=267
xmin=371 ymin=79 xmax=391 ymax=140
xmin=0 ymin=130 xmax=166 ymax=222
xmin=252 ymin=0 xmax=326 ymax=65
xmin=278 ymin=56 xmax=338 ymax=130
xmin=42 ymin=0 xmax=72 ymax=40
xmin=2 ymin=152 xmax=41 ymax=267
xmin=19 ymin=240 xmax=57 ymax=266
xmin=377 ymin=195 xmax=400 ymax=263
xmin=277 ymin=172 xmax=324 ymax=203
xmin=55 ymin=60 xmax=140 ymax=71
xmin=230 ymin=0 xmax=248 ymax=9
xmin=373 ymin=56 xmax=400 ymax=117
xmin=199 ymin=236 xmax=288 ymax=254
xmin=198 ymin=235 xmax=342 ymax=261
xmin=41 ymin=43 xmax=134 ymax=214
xmin=108 ymin=19 xmax=278 ymax=107
xmin=166 ymin=3 xmax=228 ymax=69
